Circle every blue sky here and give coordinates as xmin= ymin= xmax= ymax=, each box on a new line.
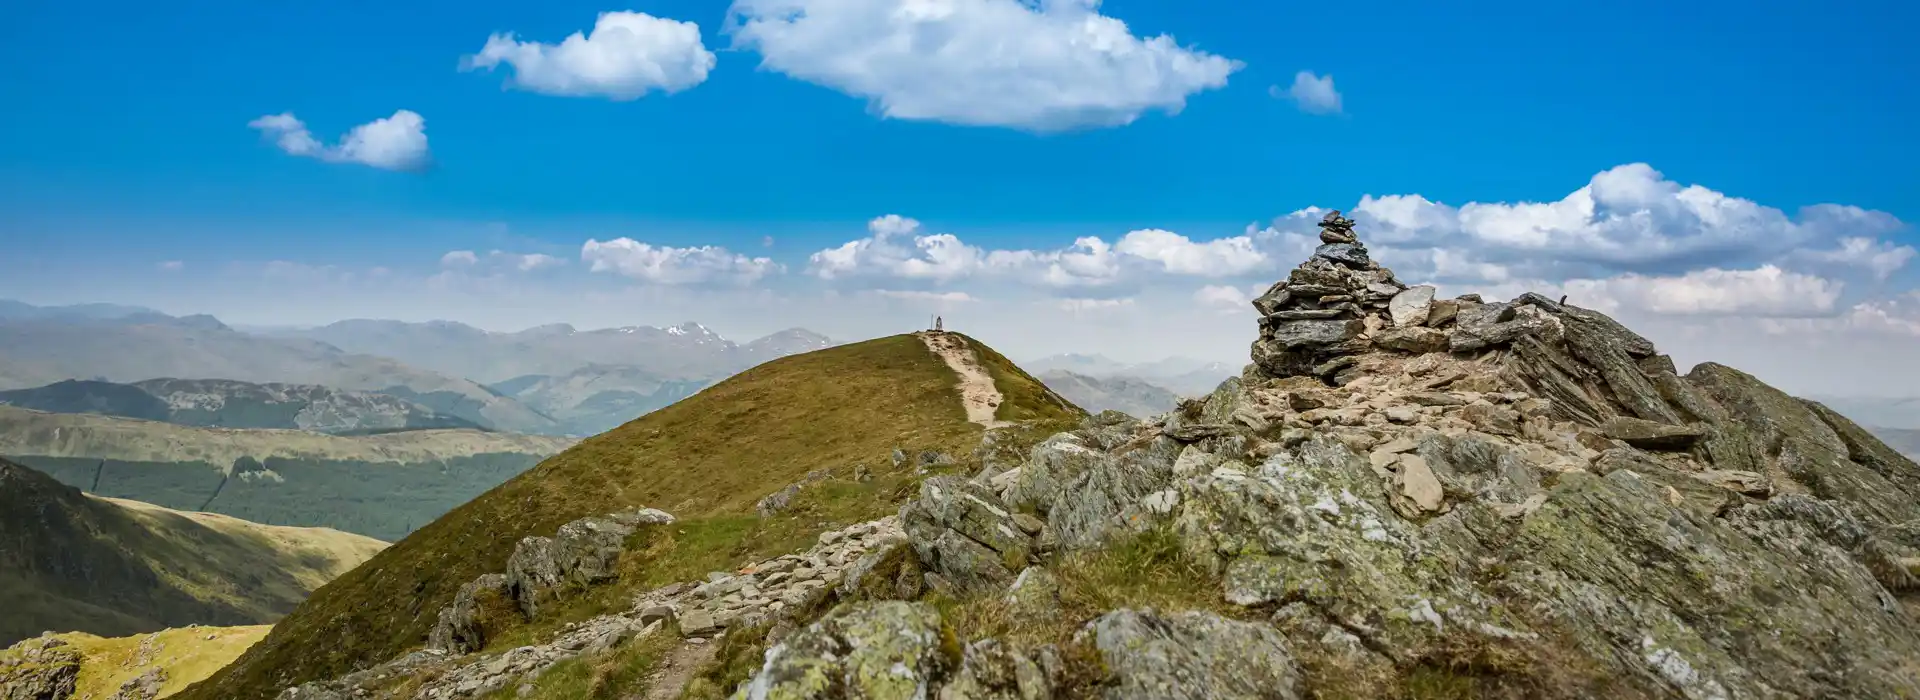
xmin=2 ymin=0 xmax=1917 ymax=392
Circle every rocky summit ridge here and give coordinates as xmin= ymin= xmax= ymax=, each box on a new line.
xmin=154 ymin=218 xmax=1920 ymax=699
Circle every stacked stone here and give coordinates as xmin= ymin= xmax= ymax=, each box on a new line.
xmin=1247 ymin=210 xmax=1410 ymax=383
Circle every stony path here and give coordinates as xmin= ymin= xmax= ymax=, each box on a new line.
xmin=276 ymin=518 xmax=907 ymax=700
xmin=917 ymin=331 xmax=1013 ymax=429
xmin=641 ymin=642 xmax=715 ymax=700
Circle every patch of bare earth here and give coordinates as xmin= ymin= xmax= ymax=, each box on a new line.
xmin=916 ymin=331 xmax=1013 ymax=429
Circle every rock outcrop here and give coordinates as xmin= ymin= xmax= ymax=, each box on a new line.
xmin=428 ymin=507 xmax=675 ymax=653
xmin=0 ymin=635 xmax=80 ymax=700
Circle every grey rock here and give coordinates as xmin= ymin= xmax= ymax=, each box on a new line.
xmin=1264 ymin=319 xmax=1363 ymax=350
xmin=1251 ymin=282 xmax=1292 ymax=316
xmin=505 ymin=508 xmax=675 ymax=619
xmin=109 ymin=667 xmax=167 ymax=700
xmin=839 ymin=538 xmax=925 ymax=602
xmin=1372 ymin=326 xmax=1450 ymax=354
xmin=1089 ymin=608 xmax=1301 ymax=700
xmin=679 ymin=609 xmax=720 ymax=638
xmin=428 ymin=573 xmax=512 ymax=653
xmin=1387 ymin=285 xmax=1436 ymax=327
xmin=902 ymin=477 xmax=1033 ymax=595
xmin=940 ymin=638 xmax=1051 ymax=700
xmin=0 ymin=635 xmax=80 ymax=700
xmin=1315 ymin=242 xmax=1372 ymax=269
xmin=734 ymin=602 xmax=952 ymax=699
xmin=1601 ymin=416 xmax=1704 ymax=450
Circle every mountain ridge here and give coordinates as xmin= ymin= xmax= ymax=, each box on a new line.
xmin=177 ymin=332 xmax=1082 ymax=700
xmin=0 ymin=457 xmax=386 ymax=647
xmin=0 ymin=310 xmax=558 ymax=434
xmin=0 ymin=378 xmax=480 ymax=434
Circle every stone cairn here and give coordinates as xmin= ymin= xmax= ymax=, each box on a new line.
xmin=1251 ymin=210 xmax=1440 ymax=384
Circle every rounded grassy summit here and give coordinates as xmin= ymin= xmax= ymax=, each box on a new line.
xmin=181 ymin=331 xmax=1082 ymax=699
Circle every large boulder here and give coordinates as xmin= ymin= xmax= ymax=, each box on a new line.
xmin=427 ymin=573 xmax=512 ymax=654
xmin=505 ymin=508 xmax=675 ymax=618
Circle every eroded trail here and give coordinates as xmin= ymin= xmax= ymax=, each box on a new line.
xmin=916 ymin=331 xmax=1013 ymax=429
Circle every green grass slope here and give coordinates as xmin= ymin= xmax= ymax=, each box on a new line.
xmin=0 ymin=458 xmax=386 ymax=647
xmin=180 ymin=333 xmax=1083 ymax=700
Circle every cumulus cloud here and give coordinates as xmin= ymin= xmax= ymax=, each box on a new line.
xmin=1330 ymin=163 xmax=1915 ymax=282
xmin=440 ymin=250 xmax=480 ymax=268
xmin=807 ymin=215 xmax=1276 ymax=290
xmin=462 ymin=11 xmax=717 ymax=100
xmin=582 ymin=238 xmax=779 ymax=285
xmin=1272 ymin=70 xmax=1341 ymax=114
xmin=1193 ymin=284 xmax=1251 ymax=310
xmin=157 ymin=261 xmax=184 ymax=272
xmin=724 ymin=0 xmax=1242 ymax=131
xmin=1557 ymin=266 xmax=1844 ymax=318
xmin=444 ymin=249 xmax=567 ymax=272
xmin=248 ymin=110 xmax=430 ymax=171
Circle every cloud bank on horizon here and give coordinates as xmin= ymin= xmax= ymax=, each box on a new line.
xmin=128 ymin=161 xmax=1917 ymax=395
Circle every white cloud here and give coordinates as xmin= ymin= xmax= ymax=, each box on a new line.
xmin=1333 ymin=163 xmax=1913 ymax=282
xmin=1840 ymin=292 xmax=1920 ymax=337
xmin=1056 ymin=297 xmax=1135 ymax=312
xmin=582 ymin=238 xmax=779 ymax=285
xmin=724 ymin=0 xmax=1241 ymax=131
xmin=1273 ymin=70 xmax=1341 ymax=114
xmin=1193 ymin=284 xmax=1250 ymax=310
xmin=874 ymin=289 xmax=977 ymax=303
xmin=462 ymin=11 xmax=716 ymax=100
xmin=807 ymin=216 xmax=1280 ymax=290
xmin=1559 ymin=265 xmax=1844 ymax=318
xmin=441 ymin=250 xmax=480 ymax=268
xmin=157 ymin=260 xmax=184 ymax=272
xmin=248 ymin=110 xmax=430 ymax=171
xmin=1114 ymin=229 xmax=1268 ymax=276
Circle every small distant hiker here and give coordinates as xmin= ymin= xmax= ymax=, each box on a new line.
xmin=935 ymin=315 xmax=944 ymax=331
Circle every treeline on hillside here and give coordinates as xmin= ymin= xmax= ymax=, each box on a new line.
xmin=11 ymin=452 xmax=545 ymax=541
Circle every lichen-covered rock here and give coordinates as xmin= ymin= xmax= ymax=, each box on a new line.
xmin=109 ymin=667 xmax=166 ymax=700
xmin=733 ymin=601 xmax=955 ymax=700
xmin=938 ymin=639 xmax=1051 ymax=700
xmin=428 ymin=573 xmax=512 ymax=653
xmin=1005 ymin=428 xmax=1182 ymax=549
xmin=902 ymin=477 xmax=1034 ymax=596
xmin=1087 ymin=608 xmax=1300 ymax=700
xmin=504 ymin=507 xmax=675 ymax=618
xmin=0 ymin=635 xmax=80 ymax=700
xmin=840 ymin=538 xmax=925 ymax=602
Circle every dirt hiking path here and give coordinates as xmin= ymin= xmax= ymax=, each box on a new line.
xmin=642 ymin=640 xmax=715 ymax=700
xmin=917 ymin=331 xmax=1014 ymax=429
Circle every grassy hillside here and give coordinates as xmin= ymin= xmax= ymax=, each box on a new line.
xmin=45 ymin=625 xmax=271 ymax=700
xmin=0 ymin=407 xmax=575 ymax=540
xmin=180 ymin=332 xmax=1083 ymax=700
xmin=0 ymin=458 xmax=386 ymax=646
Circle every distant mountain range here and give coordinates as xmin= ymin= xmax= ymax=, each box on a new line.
xmin=0 ymin=378 xmax=480 ymax=434
xmin=1037 ymin=370 xmax=1182 ymax=418
xmin=0 ymin=456 xmax=385 ymax=646
xmin=0 ymin=301 xmax=837 ymax=437
xmin=0 ymin=405 xmax=574 ymax=541
xmin=0 ymin=307 xmax=557 ymax=434
xmin=277 ymin=318 xmax=834 ymax=384
xmin=1022 ymin=353 xmax=1238 ymax=396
